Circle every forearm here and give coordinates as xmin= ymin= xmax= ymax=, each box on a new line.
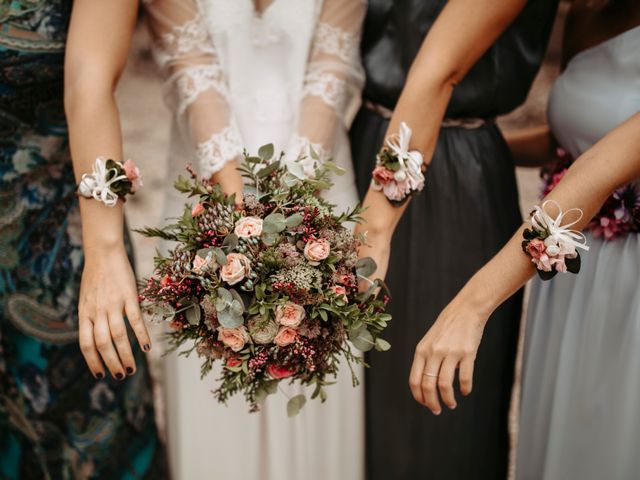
xmin=66 ymin=86 xmax=127 ymax=250
xmin=459 ymin=113 xmax=640 ymax=319
xmin=359 ymin=0 xmax=529 ymax=235
xmin=503 ymin=125 xmax=555 ymax=167
xmin=64 ymin=0 xmax=138 ymax=252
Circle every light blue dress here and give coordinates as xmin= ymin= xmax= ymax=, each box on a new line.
xmin=516 ymin=26 xmax=640 ymax=479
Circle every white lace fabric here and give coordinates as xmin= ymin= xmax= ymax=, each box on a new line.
xmin=144 ymin=1 xmax=243 ymax=177
xmin=291 ymin=0 xmax=365 ymax=162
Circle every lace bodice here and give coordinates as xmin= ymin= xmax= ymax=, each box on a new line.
xmin=144 ymin=0 xmax=365 ymax=178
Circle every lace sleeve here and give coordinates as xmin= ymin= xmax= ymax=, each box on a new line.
xmin=287 ymin=0 xmax=365 ymax=164
xmin=144 ymin=0 xmax=243 ymax=177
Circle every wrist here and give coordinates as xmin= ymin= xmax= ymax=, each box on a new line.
xmin=454 ymin=275 xmax=499 ymax=326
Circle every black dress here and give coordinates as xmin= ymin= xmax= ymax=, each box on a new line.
xmin=350 ymin=1 xmax=558 ymax=479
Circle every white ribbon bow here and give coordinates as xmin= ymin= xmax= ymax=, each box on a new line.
xmin=530 ymin=200 xmax=590 ymax=252
xmin=78 ymin=157 xmax=128 ymax=207
xmin=385 ymin=122 xmax=424 ymax=183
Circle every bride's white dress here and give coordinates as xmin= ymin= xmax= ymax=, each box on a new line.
xmin=143 ymin=1 xmax=365 ymax=479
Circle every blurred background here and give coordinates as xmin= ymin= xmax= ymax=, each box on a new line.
xmin=116 ymin=2 xmax=568 ymax=476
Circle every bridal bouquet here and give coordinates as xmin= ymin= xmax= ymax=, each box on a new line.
xmin=139 ymin=146 xmax=391 ymax=414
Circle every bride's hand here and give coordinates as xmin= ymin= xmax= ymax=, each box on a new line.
xmin=408 ymin=295 xmax=489 ymax=414
xmin=79 ymin=243 xmax=151 ymax=380
xmin=211 ymin=160 xmax=244 ymax=206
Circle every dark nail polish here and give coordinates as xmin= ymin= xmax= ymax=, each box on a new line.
xmin=143 ymin=344 xmax=151 ymax=352
xmin=126 ymin=367 xmax=134 ymax=375
xmin=115 ymin=372 xmax=124 ymax=381
xmin=95 ymin=372 xmax=104 ymax=380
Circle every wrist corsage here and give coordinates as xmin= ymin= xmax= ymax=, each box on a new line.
xmin=522 ymin=200 xmax=590 ymax=280
xmin=78 ymin=157 xmax=142 ymax=207
xmin=371 ymin=122 xmax=425 ymax=205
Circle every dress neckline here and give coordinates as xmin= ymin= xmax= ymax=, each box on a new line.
xmin=566 ymin=24 xmax=640 ymax=69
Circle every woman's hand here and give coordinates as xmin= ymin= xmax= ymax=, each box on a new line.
xmin=211 ymin=160 xmax=244 ymax=206
xmin=408 ymin=293 xmax=490 ymax=414
xmin=78 ymin=242 xmax=151 ymax=380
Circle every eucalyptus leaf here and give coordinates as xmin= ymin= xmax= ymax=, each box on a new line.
xmin=349 ymin=326 xmax=374 ymax=352
xmin=213 ymin=248 xmax=228 ymax=266
xmin=286 ymin=161 xmax=306 ymax=180
xmin=222 ymin=233 xmax=239 ymax=253
xmin=374 ymin=338 xmax=391 ymax=352
xmin=246 ymin=156 xmax=262 ymax=164
xmin=286 ymin=394 xmax=307 ymax=418
xmin=218 ymin=309 xmax=244 ymax=328
xmin=197 ymin=247 xmax=214 ymax=259
xmin=229 ymin=289 xmax=245 ymax=312
xmin=230 ymin=299 xmax=243 ymax=317
xmin=217 ymin=287 xmax=233 ymax=304
xmin=356 ymin=257 xmax=377 ymax=278
xmin=257 ymin=161 xmax=280 ymax=178
xmin=185 ymin=305 xmax=201 ymax=326
xmin=285 ymin=213 xmax=304 ymax=229
xmin=258 ymin=143 xmax=274 ymax=161
xmin=324 ymin=161 xmax=346 ymax=176
xmin=263 ymin=213 xmax=287 ymax=234
xmin=309 ymin=145 xmax=319 ymax=161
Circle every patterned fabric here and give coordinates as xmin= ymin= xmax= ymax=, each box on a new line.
xmin=0 ymin=2 xmax=166 ymax=478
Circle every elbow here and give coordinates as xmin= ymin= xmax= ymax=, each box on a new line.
xmin=64 ymin=63 xmax=121 ymax=121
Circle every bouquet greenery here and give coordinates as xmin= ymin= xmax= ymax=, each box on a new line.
xmin=139 ymin=145 xmax=391 ymax=415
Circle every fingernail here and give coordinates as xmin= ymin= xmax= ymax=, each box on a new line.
xmin=143 ymin=344 xmax=151 ymax=352
xmin=115 ymin=372 xmax=124 ymax=381
xmin=450 ymin=404 xmax=457 ymax=410
xmin=126 ymin=367 xmax=134 ymax=375
xmin=434 ymin=410 xmax=441 ymax=416
xmin=95 ymin=372 xmax=104 ymax=380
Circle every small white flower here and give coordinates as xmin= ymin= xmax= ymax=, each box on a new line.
xmin=394 ymin=169 xmax=407 ymax=182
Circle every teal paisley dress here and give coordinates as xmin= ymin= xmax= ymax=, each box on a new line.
xmin=0 ymin=2 xmax=166 ymax=478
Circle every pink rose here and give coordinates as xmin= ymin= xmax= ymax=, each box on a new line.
xmin=330 ymin=285 xmax=348 ymax=301
xmin=372 ymin=166 xmax=395 ymax=186
xmin=276 ymin=302 xmax=306 ymax=328
xmin=274 ymin=326 xmax=297 ymax=347
xmin=220 ymin=253 xmax=251 ymax=285
xmin=527 ymin=238 xmax=546 ymax=260
xmin=226 ymin=355 xmax=242 ymax=368
xmin=234 ymin=216 xmax=263 ymax=238
xmin=192 ymin=254 xmax=216 ymax=274
xmin=304 ymin=238 xmax=330 ymax=262
xmin=123 ymin=159 xmax=143 ymax=192
xmin=218 ymin=326 xmax=250 ymax=352
xmin=192 ymin=203 xmax=205 ymax=217
xmin=267 ymin=364 xmax=296 ymax=379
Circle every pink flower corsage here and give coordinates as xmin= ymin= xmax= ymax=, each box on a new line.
xmin=77 ymin=157 xmax=142 ymax=207
xmin=522 ymin=200 xmax=590 ymax=280
xmin=371 ymin=122 xmax=426 ymax=205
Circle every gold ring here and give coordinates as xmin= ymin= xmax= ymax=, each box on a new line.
xmin=423 ymin=372 xmax=438 ymax=378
